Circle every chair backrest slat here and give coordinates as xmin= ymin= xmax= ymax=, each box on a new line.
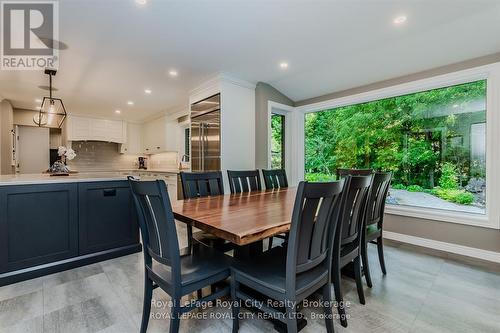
xmin=180 ymin=171 xmax=224 ymax=199
xmin=262 ymin=169 xmax=288 ymax=189
xmin=337 ymin=175 xmax=372 ymax=247
xmin=128 ymin=177 xmax=181 ymax=280
xmin=227 ymin=170 xmax=261 ymax=193
xmin=286 ymin=180 xmax=345 ymax=287
xmin=366 ymin=172 xmax=392 ymax=226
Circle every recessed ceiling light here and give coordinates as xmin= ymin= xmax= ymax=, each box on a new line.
xmin=280 ymin=62 xmax=289 ymax=69
xmin=168 ymin=70 xmax=178 ymax=77
xmin=127 ymin=101 xmax=134 ymax=106
xmin=115 ymin=110 xmax=121 ymax=114
xmin=135 ymin=0 xmax=147 ymax=5
xmin=144 ymin=89 xmax=152 ymax=94
xmin=35 ymin=98 xmax=42 ymax=103
xmin=393 ymin=15 xmax=407 ymax=25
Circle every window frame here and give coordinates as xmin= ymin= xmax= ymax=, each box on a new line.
xmin=267 ymin=102 xmax=295 ymax=183
xmin=294 ymin=63 xmax=500 ymax=229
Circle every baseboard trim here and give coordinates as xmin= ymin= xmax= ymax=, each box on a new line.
xmin=383 ymin=231 xmax=500 ymax=264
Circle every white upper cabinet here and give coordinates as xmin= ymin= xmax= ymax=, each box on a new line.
xmin=120 ymin=123 xmax=142 ymax=154
xmin=66 ymin=115 xmax=125 ymax=143
xmin=142 ymin=116 xmax=178 ymax=154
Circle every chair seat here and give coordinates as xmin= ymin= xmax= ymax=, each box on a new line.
xmin=232 ymin=247 xmax=328 ymax=299
xmin=150 ymin=245 xmax=232 ymax=289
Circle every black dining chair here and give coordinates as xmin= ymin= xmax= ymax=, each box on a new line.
xmin=231 ymin=180 xmax=345 ymax=333
xmin=128 ymin=177 xmax=232 ymax=333
xmin=262 ymin=169 xmax=289 ymax=250
xmin=361 ymin=172 xmax=392 ymax=288
xmin=179 ymin=171 xmax=230 ymax=252
xmin=332 ymin=175 xmax=372 ymax=328
xmin=262 ymin=169 xmax=288 ymax=189
xmin=227 ymin=170 xmax=262 ymax=193
xmin=336 ymin=168 xmax=373 ymax=179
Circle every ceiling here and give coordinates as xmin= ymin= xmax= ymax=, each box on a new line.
xmin=1 ymin=0 xmax=500 ymax=122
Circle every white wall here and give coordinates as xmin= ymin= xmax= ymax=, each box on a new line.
xmin=0 ymin=99 xmax=14 ymax=174
xmin=220 ymin=80 xmax=256 ymax=171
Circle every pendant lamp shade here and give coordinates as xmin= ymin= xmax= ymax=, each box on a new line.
xmin=34 ymin=69 xmax=67 ymax=128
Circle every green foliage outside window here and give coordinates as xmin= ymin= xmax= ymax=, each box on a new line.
xmin=271 ymin=114 xmax=285 ymax=169
xmin=305 ymin=80 xmax=486 ymax=208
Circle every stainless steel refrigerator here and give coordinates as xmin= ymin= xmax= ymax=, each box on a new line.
xmin=190 ymin=94 xmax=221 ymax=172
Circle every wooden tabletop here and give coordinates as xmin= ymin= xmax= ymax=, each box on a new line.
xmin=171 ymin=188 xmax=296 ymax=246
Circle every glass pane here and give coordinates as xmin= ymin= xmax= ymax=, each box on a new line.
xmin=304 ymin=80 xmax=486 ymax=215
xmin=271 ymin=114 xmax=285 ymax=169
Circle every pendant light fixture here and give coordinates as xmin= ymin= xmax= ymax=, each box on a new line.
xmin=33 ymin=68 xmax=67 ymax=128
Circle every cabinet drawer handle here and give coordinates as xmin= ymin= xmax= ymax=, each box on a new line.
xmin=103 ymin=189 xmax=117 ymax=197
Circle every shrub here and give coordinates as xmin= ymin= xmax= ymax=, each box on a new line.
xmin=305 ymin=173 xmax=336 ymax=182
xmin=391 ymin=184 xmax=407 ymax=190
xmin=454 ymin=192 xmax=474 ymax=205
xmin=407 ymin=185 xmax=424 ymax=192
xmin=439 ymin=163 xmax=458 ymax=189
xmin=432 ymin=187 xmax=474 ymax=205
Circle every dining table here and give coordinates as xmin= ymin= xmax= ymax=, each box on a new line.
xmin=171 ymin=187 xmax=296 ymax=247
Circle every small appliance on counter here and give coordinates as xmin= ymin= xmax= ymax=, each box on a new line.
xmin=138 ymin=156 xmax=148 ymax=170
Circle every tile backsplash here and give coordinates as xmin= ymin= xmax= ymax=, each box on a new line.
xmin=68 ymin=141 xmax=140 ymax=171
xmin=68 ymin=141 xmax=178 ymax=172
xmin=148 ymin=152 xmax=179 ymax=170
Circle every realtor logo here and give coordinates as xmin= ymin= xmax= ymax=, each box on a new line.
xmin=1 ymin=0 xmax=59 ymax=70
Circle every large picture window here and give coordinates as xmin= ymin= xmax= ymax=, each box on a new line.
xmin=304 ymin=80 xmax=486 ymax=215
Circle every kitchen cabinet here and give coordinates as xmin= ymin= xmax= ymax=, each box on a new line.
xmin=142 ymin=117 xmax=178 ymax=153
xmin=149 ymin=173 xmax=178 ymax=201
xmin=0 ymin=180 xmax=141 ymax=286
xmin=120 ymin=123 xmax=142 ymax=154
xmin=0 ymin=183 xmax=79 ymax=274
xmin=66 ymin=115 xmax=126 ymax=143
xmin=127 ymin=171 xmax=180 ymax=200
xmin=78 ymin=181 xmax=139 ymax=254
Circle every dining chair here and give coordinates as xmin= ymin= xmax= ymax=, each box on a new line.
xmin=361 ymin=172 xmax=392 ymax=288
xmin=336 ymin=168 xmax=373 ymax=179
xmin=128 ymin=177 xmax=232 ymax=333
xmin=231 ymin=180 xmax=346 ymax=333
xmin=179 ymin=171 xmax=229 ymax=251
xmin=227 ymin=170 xmax=262 ymax=193
xmin=332 ymin=175 xmax=372 ymax=328
xmin=262 ymin=169 xmax=288 ymax=189
xmin=262 ymin=169 xmax=289 ymax=250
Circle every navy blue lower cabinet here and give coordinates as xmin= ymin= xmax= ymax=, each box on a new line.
xmin=0 ymin=180 xmax=141 ymax=286
xmin=0 ymin=183 xmax=79 ymax=274
xmin=78 ymin=181 xmax=139 ymax=254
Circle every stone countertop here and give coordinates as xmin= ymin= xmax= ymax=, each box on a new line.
xmin=119 ymin=169 xmax=184 ymax=174
xmin=0 ymin=172 xmax=129 ymax=186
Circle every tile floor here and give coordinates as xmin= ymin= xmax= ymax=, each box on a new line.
xmin=1 ymin=224 xmax=499 ymax=333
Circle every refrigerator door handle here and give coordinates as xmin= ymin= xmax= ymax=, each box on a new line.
xmin=200 ymin=122 xmax=204 ymax=171
xmin=203 ymin=123 xmax=208 ymax=171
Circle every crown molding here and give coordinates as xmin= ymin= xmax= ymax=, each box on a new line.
xmin=189 ymin=72 xmax=256 ymax=102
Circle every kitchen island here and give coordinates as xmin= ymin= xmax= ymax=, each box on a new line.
xmin=0 ymin=173 xmax=141 ymax=286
